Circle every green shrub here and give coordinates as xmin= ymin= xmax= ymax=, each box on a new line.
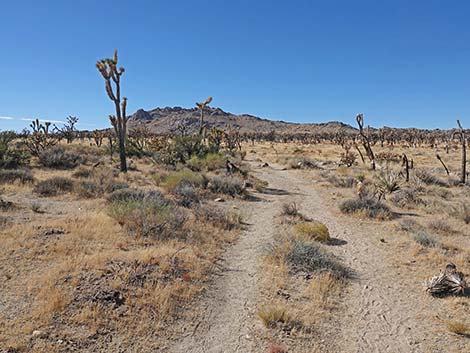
xmin=285 ymin=240 xmax=350 ymax=279
xmin=0 ymin=169 xmax=34 ymax=184
xmin=186 ymin=153 xmax=227 ymax=172
xmin=339 ymin=197 xmax=392 ymax=219
xmin=209 ymin=176 xmax=245 ymax=196
xmin=34 ymin=177 xmax=74 ymax=196
xmin=160 ymin=170 xmax=208 ymax=193
xmin=39 ymin=146 xmax=81 ymax=169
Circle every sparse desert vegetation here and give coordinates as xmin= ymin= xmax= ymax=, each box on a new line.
xmin=2 ymin=5 xmax=470 ymax=352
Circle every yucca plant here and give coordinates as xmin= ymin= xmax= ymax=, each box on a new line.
xmin=374 ymin=170 xmax=401 ymax=200
xmin=425 ymin=263 xmax=467 ymax=296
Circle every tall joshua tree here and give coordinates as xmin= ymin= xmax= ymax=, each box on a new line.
xmin=196 ymin=96 xmax=213 ymax=136
xmin=453 ymin=119 xmax=466 ymax=184
xmin=96 ymin=50 xmax=128 ymax=172
xmin=356 ymin=113 xmax=376 ymax=170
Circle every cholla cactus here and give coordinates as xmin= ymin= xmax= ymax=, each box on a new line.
xmin=425 ymin=263 xmax=467 ymax=296
xmin=96 ymin=50 xmax=128 ymax=172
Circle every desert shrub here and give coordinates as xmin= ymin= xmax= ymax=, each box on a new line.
xmin=257 ymin=305 xmax=292 ymax=328
xmin=415 ymin=169 xmax=447 ymax=187
xmin=325 ymin=175 xmax=355 ymax=188
xmin=0 ymin=131 xmax=30 ymax=169
xmin=458 ymin=203 xmax=470 ymax=224
xmin=0 ymin=198 xmax=14 ymax=211
xmin=208 ymin=176 xmax=246 ymax=196
xmin=152 ymin=135 xmax=209 ymax=166
xmin=339 ymin=197 xmax=392 ymax=219
xmin=186 ymin=153 xmax=227 ymax=172
xmin=389 ymin=187 xmax=424 ymax=208
xmin=289 ymin=157 xmax=319 ymax=170
xmin=427 ymin=218 xmax=453 ymax=234
xmin=160 ymin=170 xmax=208 ymax=193
xmin=293 ymin=221 xmax=330 ymax=243
xmin=285 ymin=240 xmax=350 ymax=279
xmin=281 ymin=202 xmax=299 ymax=217
xmin=74 ymin=180 xmax=102 ymax=198
xmin=194 ymin=204 xmax=242 ymax=230
xmin=412 ymin=231 xmax=438 ymax=247
xmin=38 ymin=146 xmax=81 ymax=169
xmin=173 ymin=183 xmax=200 ymax=208
xmin=72 ymin=168 xmax=93 ymax=178
xmin=34 ymin=177 xmax=74 ymax=196
xmin=396 ymin=218 xmax=419 ymax=232
xmin=106 ymin=188 xmax=146 ymax=203
xmin=0 ymin=169 xmax=34 ymax=184
xmin=108 ymin=190 xmax=186 ymax=238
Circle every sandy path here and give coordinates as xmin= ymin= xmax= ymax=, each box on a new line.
xmin=170 ymin=162 xmax=438 ymax=353
xmin=170 ymin=168 xmax=288 ymax=353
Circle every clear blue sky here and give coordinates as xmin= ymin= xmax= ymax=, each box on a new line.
xmin=1 ymin=0 xmax=470 ymax=131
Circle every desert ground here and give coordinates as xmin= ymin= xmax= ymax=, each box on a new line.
xmin=1 ymin=134 xmax=470 ymax=353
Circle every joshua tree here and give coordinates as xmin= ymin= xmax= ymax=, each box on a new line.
xmin=196 ymin=96 xmax=213 ymax=136
xmin=356 ymin=113 xmax=376 ymax=170
xmin=453 ymin=120 xmax=466 ymax=184
xmin=96 ymin=50 xmax=128 ymax=172
xmin=54 ymin=116 xmax=78 ymax=144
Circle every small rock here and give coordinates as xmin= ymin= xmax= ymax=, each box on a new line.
xmin=380 ymin=238 xmax=386 ymax=243
xmin=214 ymin=198 xmax=225 ymax=202
xmin=32 ymin=330 xmax=46 ymax=339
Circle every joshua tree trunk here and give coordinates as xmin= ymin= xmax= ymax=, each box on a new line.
xmin=453 ymin=120 xmax=466 ymax=184
xmin=436 ymin=154 xmax=450 ymax=176
xmin=96 ymin=50 xmax=128 ymax=172
xmin=196 ymin=96 xmax=213 ymax=137
xmin=356 ymin=114 xmax=376 ymax=170
xmin=402 ymin=154 xmax=410 ymax=182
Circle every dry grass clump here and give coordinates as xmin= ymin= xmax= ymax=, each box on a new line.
xmin=411 ymin=231 xmax=439 ymax=248
xmin=34 ymin=176 xmax=74 ymax=196
xmin=108 ymin=189 xmax=186 ymax=238
xmin=194 ymin=204 xmax=242 ymax=230
xmin=38 ymin=146 xmax=81 ymax=169
xmin=293 ymin=221 xmax=330 ymax=243
xmin=444 ymin=320 xmax=470 ymax=336
xmin=74 ymin=180 xmax=102 ymax=198
xmin=208 ymin=175 xmax=246 ymax=197
xmin=324 ymin=174 xmax=356 ymax=188
xmin=0 ymin=169 xmax=34 ymax=184
xmin=72 ymin=167 xmax=94 ymax=178
xmin=427 ymin=218 xmax=454 ymax=235
xmin=415 ymin=169 xmax=447 ymax=187
xmin=339 ymin=196 xmax=392 ymax=219
xmin=258 ymin=304 xmax=292 ymax=328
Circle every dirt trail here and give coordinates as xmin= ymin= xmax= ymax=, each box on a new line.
xmin=170 ymin=162 xmax=438 ymax=353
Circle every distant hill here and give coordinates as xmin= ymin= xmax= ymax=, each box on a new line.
xmin=128 ymin=106 xmax=357 ymax=135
